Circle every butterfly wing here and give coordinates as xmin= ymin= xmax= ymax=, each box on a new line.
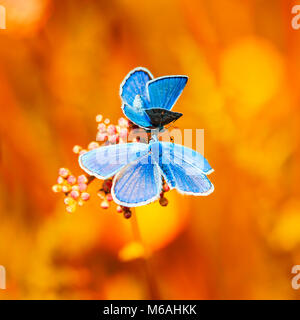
xmin=144 ymin=108 xmax=183 ymax=127
xmin=120 ymin=67 xmax=153 ymax=107
xmin=79 ymin=142 xmax=149 ymax=179
xmin=122 ymin=104 xmax=152 ymax=129
xmin=165 ymin=142 xmax=213 ymax=175
xmin=147 ymin=76 xmax=188 ymax=110
xmin=154 ymin=142 xmax=214 ymax=195
xmin=111 ymin=153 xmax=162 ymax=207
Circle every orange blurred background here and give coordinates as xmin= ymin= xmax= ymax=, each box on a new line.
xmin=1 ymin=0 xmax=300 ymax=300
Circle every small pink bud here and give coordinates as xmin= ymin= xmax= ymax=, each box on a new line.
xmin=96 ymin=132 xmax=107 ymax=142
xmin=81 ymin=192 xmax=90 ymax=201
xmin=119 ymin=128 xmax=128 ymax=139
xmin=78 ymin=183 xmax=87 ymax=192
xmin=88 ymin=141 xmax=99 ymax=150
xmin=72 ymin=185 xmax=79 ymax=191
xmin=118 ymin=118 xmax=128 ymax=127
xmin=107 ymin=124 xmax=116 ymax=135
xmin=95 ymin=114 xmax=103 ymax=122
xmin=67 ymin=175 xmax=76 ymax=185
xmin=59 ymin=168 xmax=69 ymax=178
xmin=106 ymin=194 xmax=113 ymax=201
xmin=72 ymin=145 xmax=82 ymax=154
xmin=52 ymin=184 xmax=62 ymax=193
xmin=77 ymin=175 xmax=88 ymax=184
xmin=70 ymin=190 xmax=80 ymax=200
xmin=97 ymin=123 xmax=106 ymax=132
xmin=62 ymin=185 xmax=71 ymax=193
xmin=57 ymin=176 xmax=64 ymax=184
xmin=116 ymin=206 xmax=123 ymax=213
xmin=108 ymin=134 xmax=118 ymax=144
xmin=64 ymin=197 xmax=76 ymax=206
xmin=101 ymin=200 xmax=109 ymax=209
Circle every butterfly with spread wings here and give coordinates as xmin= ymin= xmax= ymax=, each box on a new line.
xmin=79 ymin=67 xmax=214 ymax=207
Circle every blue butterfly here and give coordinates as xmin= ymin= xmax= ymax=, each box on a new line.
xmin=120 ymin=67 xmax=188 ymax=130
xmin=79 ymin=68 xmax=214 ymax=207
xmin=79 ymin=138 xmax=214 ymax=207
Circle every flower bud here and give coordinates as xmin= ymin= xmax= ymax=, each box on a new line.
xmin=77 ymin=175 xmax=88 ymax=184
xmin=97 ymin=123 xmax=106 ymax=132
xmin=81 ymin=192 xmax=90 ymax=201
xmin=58 ymin=168 xmax=69 ymax=178
xmin=57 ymin=176 xmax=64 ymax=184
xmin=101 ymin=200 xmax=109 ymax=209
xmin=70 ymin=190 xmax=80 ymax=200
xmin=64 ymin=197 xmax=76 ymax=206
xmin=72 ymin=145 xmax=82 ymax=154
xmin=107 ymin=124 xmax=116 ymax=135
xmin=88 ymin=141 xmax=99 ymax=150
xmin=67 ymin=175 xmax=76 ymax=185
xmin=62 ymin=185 xmax=71 ymax=193
xmin=78 ymin=183 xmax=87 ymax=192
xmin=52 ymin=184 xmax=62 ymax=193
xmin=95 ymin=114 xmax=103 ymax=122
xmin=159 ymin=197 xmax=168 ymax=206
xmin=96 ymin=132 xmax=107 ymax=142
xmin=106 ymin=194 xmax=113 ymax=201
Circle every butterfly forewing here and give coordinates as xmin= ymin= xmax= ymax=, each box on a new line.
xmin=79 ymin=143 xmax=149 ymax=179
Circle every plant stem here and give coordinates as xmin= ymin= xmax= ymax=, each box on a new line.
xmin=131 ymin=210 xmax=161 ymax=300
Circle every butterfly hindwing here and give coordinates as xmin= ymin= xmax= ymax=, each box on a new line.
xmin=122 ymin=104 xmax=152 ymax=129
xmin=163 ymin=142 xmax=213 ymax=175
xmin=152 ymin=142 xmax=214 ymax=195
xmin=147 ymin=76 xmax=188 ymax=110
xmin=111 ymin=153 xmax=162 ymax=207
xmin=145 ymin=108 xmax=183 ymax=127
xmin=79 ymin=142 xmax=149 ymax=179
